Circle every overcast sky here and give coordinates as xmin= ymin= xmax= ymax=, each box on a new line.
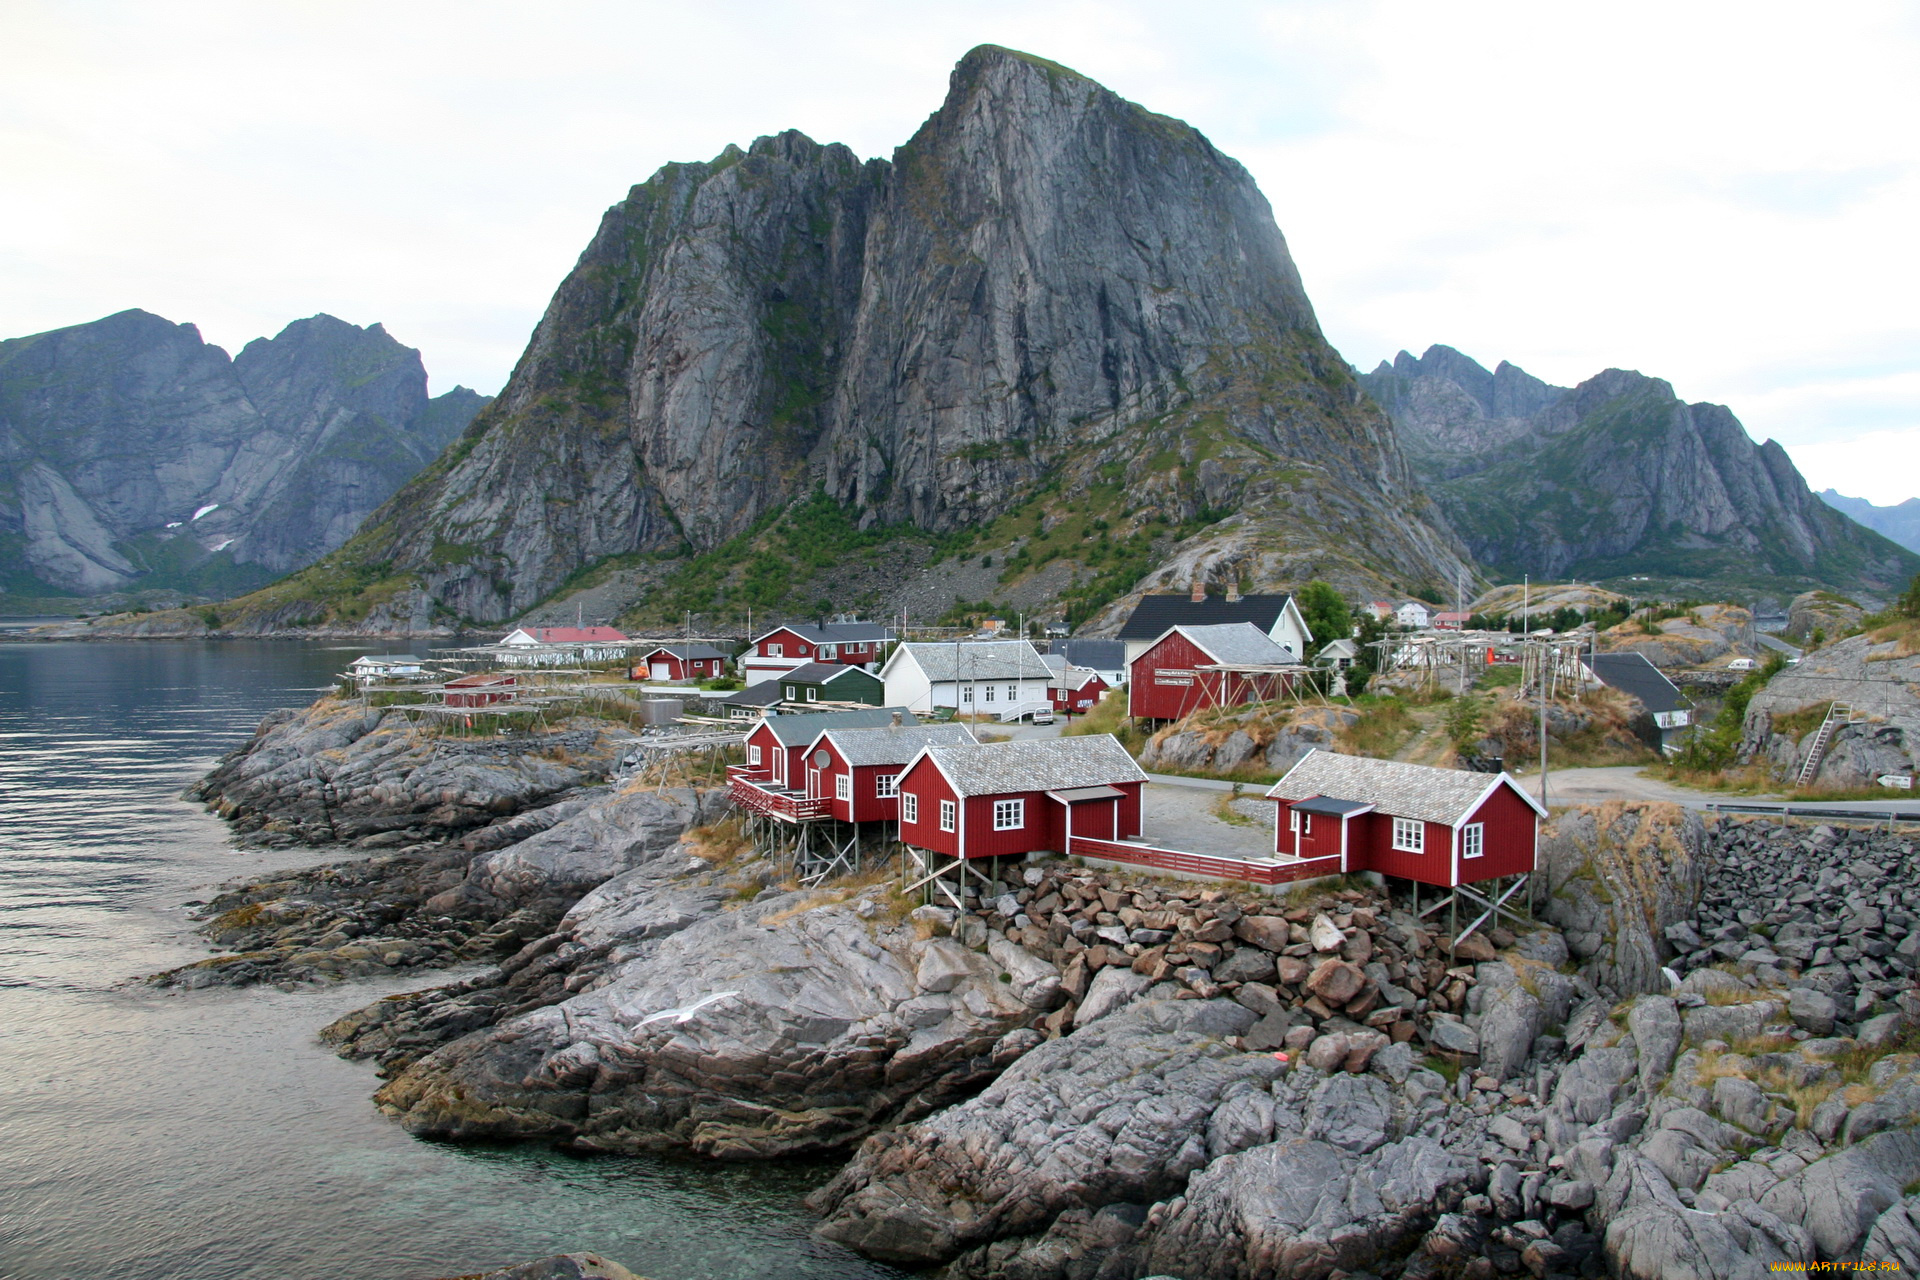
xmin=4 ymin=1 xmax=1916 ymax=502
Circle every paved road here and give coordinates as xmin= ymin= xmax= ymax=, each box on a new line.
xmin=1518 ymin=765 xmax=1920 ymax=821
xmin=1756 ymin=633 xmax=1804 ymax=659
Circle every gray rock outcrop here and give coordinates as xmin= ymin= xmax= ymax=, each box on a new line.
xmin=0 ymin=308 xmax=483 ymax=600
xmin=1742 ymin=630 xmax=1919 ymax=787
xmin=188 ymin=698 xmax=633 ymax=845
xmin=1538 ymin=802 xmax=1706 ymax=995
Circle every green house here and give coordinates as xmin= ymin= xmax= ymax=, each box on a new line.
xmin=780 ymin=661 xmax=885 ymax=706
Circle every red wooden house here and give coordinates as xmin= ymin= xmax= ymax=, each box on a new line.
xmin=738 ymin=707 xmax=917 ymax=793
xmin=798 ymin=723 xmax=979 ymax=823
xmin=1128 ymin=623 xmax=1301 ymax=722
xmin=1265 ymin=750 xmax=1544 ymax=887
xmin=634 ymin=643 xmax=729 ymax=682
xmin=443 ymin=671 xmax=517 ymax=707
xmin=740 ymin=623 xmax=893 ymax=686
xmin=1049 ymin=666 xmax=1109 ymax=715
xmin=895 ymin=735 xmax=1147 ymax=860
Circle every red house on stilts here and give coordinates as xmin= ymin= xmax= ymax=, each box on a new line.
xmin=1127 ymin=623 xmax=1303 ymax=723
xmin=1265 ymin=750 xmax=1544 ymax=893
xmin=895 ymin=735 xmax=1148 ymax=862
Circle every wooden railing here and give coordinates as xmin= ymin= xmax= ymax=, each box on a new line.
xmin=727 ymin=770 xmax=829 ymax=822
xmin=1066 ymin=836 xmax=1343 ymax=886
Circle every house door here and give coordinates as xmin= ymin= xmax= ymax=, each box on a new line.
xmin=650 ymin=662 xmax=670 ymax=681
xmin=808 ymin=767 xmax=822 ymax=799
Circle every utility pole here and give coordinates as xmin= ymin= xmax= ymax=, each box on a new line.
xmin=1537 ymin=637 xmax=1550 ymax=808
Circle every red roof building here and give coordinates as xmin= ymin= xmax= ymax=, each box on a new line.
xmin=443 ymin=671 xmax=517 ymax=708
xmin=1265 ymin=750 xmax=1543 ymax=888
xmin=895 ymin=736 xmax=1147 ymax=861
xmin=1127 ymin=623 xmax=1300 ymax=722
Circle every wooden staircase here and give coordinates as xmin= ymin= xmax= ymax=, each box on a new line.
xmin=1797 ymin=701 xmax=1864 ymax=787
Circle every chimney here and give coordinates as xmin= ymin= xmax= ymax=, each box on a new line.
xmin=1191 ymin=577 xmax=1206 ymax=603
xmin=1226 ymin=580 xmax=1241 ymax=603
xmin=890 ymin=710 xmax=902 ymax=728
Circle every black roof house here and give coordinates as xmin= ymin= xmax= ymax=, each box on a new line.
xmin=1115 ymin=593 xmax=1300 ymax=640
xmin=1587 ymin=653 xmax=1689 ymax=715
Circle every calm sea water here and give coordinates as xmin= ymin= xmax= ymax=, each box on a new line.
xmin=0 ymin=636 xmax=902 ymax=1280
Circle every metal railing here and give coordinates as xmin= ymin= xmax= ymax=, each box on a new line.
xmin=726 ymin=769 xmax=829 ymax=822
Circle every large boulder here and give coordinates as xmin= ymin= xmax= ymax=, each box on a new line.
xmin=810 ymin=998 xmax=1267 ymax=1264
xmin=1539 ymin=803 xmax=1706 ymax=995
xmin=373 ymin=886 xmax=1039 ymax=1158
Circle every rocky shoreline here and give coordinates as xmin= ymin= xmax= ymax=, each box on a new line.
xmin=175 ymin=698 xmax=1920 ymax=1278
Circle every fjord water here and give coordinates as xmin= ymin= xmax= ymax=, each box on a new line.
xmin=0 ymin=637 xmax=900 ymax=1280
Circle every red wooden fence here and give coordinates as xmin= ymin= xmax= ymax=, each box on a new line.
xmin=1066 ymin=836 xmax=1343 ymax=886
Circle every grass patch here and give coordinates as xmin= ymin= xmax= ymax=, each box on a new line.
xmin=1337 ymin=697 xmax=1418 ymax=758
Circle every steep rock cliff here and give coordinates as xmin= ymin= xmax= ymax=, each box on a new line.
xmin=240 ymin=46 xmax=1469 ymax=630
xmin=1363 ymin=347 xmax=1919 ymax=597
xmin=0 ymin=309 xmax=485 ymax=600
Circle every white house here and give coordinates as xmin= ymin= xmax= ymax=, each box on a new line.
xmin=880 ymin=640 xmax=1057 ymax=719
xmin=348 ymin=653 xmax=426 ymax=685
xmin=1315 ymin=638 xmax=1359 ymax=670
xmin=1393 ymin=601 xmax=1433 ymax=629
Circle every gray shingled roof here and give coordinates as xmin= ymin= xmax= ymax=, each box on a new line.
xmin=760 ymin=622 xmax=893 ymax=645
xmin=820 ymin=723 xmax=978 ymax=767
xmin=1172 ymin=623 xmax=1296 ymax=666
xmin=761 ymin=707 xmax=917 ymax=746
xmin=920 ymin=734 xmax=1146 ymax=798
xmin=900 ymin=640 xmax=1054 ymax=682
xmin=643 ymin=642 xmax=730 ymax=661
xmin=1266 ymin=749 xmax=1542 ymax=825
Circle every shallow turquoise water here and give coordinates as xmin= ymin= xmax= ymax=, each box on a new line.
xmin=0 ymin=637 xmax=903 ymax=1280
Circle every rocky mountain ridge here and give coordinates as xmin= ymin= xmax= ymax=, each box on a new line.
xmin=1362 ymin=346 xmax=1919 ymax=599
xmin=1821 ymin=490 xmax=1920 ymax=556
xmin=208 ymin=45 xmax=1471 ymax=634
xmin=0 ymin=308 xmax=485 ymax=604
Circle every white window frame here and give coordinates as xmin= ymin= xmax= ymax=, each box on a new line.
xmin=984 ymin=685 xmax=996 ymax=702
xmin=939 ymin=799 xmax=957 ymax=832
xmin=806 ymin=688 xmax=817 ymax=701
xmin=748 ymin=744 xmax=761 ymax=766
xmin=1290 ymin=809 xmax=1312 ymax=835
xmin=836 ymin=773 xmax=851 ymax=801
xmin=1392 ymin=816 xmax=1425 ymax=853
xmin=901 ymin=792 xmax=918 ymax=824
xmin=876 ymin=774 xmax=899 ymax=798
xmin=768 ymin=643 xmax=783 ymax=657
xmin=820 ymin=644 xmax=836 ymax=659
xmin=993 ymin=798 xmax=1025 ymax=830
xmin=961 ymin=686 xmax=974 ymax=704
xmin=785 ymin=686 xmax=797 ymax=700
xmin=1462 ymin=822 xmax=1484 ymax=859
xmin=1006 ymin=684 xmax=1017 ymax=702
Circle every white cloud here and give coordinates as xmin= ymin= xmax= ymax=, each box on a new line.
xmin=0 ymin=0 xmax=1914 ymax=503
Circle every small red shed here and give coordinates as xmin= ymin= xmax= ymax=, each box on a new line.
xmin=1049 ymin=666 xmax=1109 ymax=715
xmin=1265 ymin=750 xmax=1545 ymax=888
xmin=1128 ymin=623 xmax=1301 ymax=722
xmin=444 ymin=671 xmax=517 ymax=708
xmin=799 ymin=723 xmax=979 ymax=823
xmin=895 ymin=735 xmax=1147 ymax=861
xmin=634 ymin=643 xmax=730 ymax=683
